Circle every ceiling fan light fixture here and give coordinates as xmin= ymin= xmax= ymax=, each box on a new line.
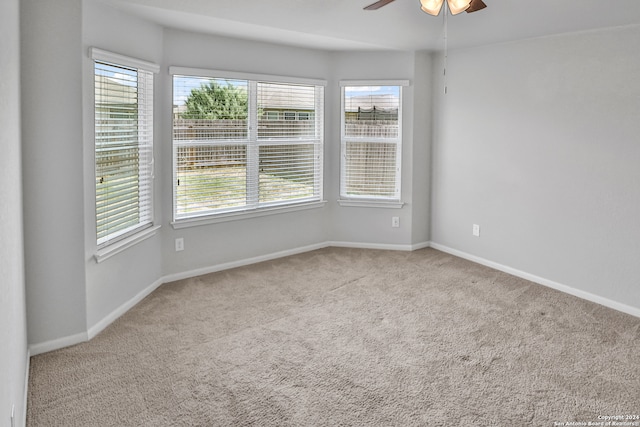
xmin=420 ymin=0 xmax=471 ymax=15
xmin=419 ymin=0 xmax=444 ymax=16
xmin=364 ymin=0 xmax=484 ymax=15
xmin=447 ymin=0 xmax=472 ymax=14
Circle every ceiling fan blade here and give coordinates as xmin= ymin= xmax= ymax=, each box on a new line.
xmin=466 ymin=0 xmax=487 ymax=13
xmin=363 ymin=0 xmax=396 ymax=10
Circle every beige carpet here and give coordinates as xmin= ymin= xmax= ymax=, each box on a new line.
xmin=27 ymin=248 xmax=640 ymax=426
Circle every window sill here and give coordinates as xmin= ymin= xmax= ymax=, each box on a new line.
xmin=171 ymin=200 xmax=327 ymax=230
xmin=337 ymin=199 xmax=405 ymax=209
xmin=95 ymin=225 xmax=161 ymax=263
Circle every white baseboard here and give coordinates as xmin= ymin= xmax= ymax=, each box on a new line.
xmin=29 ymin=242 xmax=429 ymax=356
xmin=327 ymin=240 xmax=430 ymax=252
xmin=29 ymin=331 xmax=88 ymax=357
xmin=29 ymin=240 xmax=640 ymax=357
xmin=87 ymin=277 xmax=165 ymax=340
xmin=163 ymin=241 xmax=434 ymax=284
xmin=31 ymin=243 xmax=331 ymax=355
xmin=162 ymin=242 xmax=330 ymax=284
xmin=23 ymin=348 xmax=30 ymax=427
xmin=411 ymin=241 xmax=431 ymax=251
xmin=28 ymin=241 xmax=434 ymax=355
xmin=429 ymin=242 xmax=640 ymax=319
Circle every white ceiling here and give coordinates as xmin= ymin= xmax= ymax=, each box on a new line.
xmin=100 ymin=0 xmax=640 ymax=51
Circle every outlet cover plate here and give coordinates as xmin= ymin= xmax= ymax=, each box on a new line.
xmin=175 ymin=237 xmax=184 ymax=251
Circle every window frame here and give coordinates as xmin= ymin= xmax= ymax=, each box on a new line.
xmin=91 ymin=48 xmax=160 ymax=258
xmin=265 ymin=111 xmax=280 ymax=121
xmin=170 ymin=67 xmax=326 ymax=225
xmin=339 ymin=80 xmax=409 ymax=205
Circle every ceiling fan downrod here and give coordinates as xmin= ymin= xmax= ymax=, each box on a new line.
xmin=443 ymin=0 xmax=448 ymax=94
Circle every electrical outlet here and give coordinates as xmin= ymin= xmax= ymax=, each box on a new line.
xmin=175 ymin=237 xmax=184 ymax=252
xmin=472 ymin=224 xmax=480 ymax=237
xmin=392 ymin=217 xmax=400 ymax=228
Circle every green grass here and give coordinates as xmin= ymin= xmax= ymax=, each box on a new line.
xmin=176 ymin=167 xmax=314 ymax=215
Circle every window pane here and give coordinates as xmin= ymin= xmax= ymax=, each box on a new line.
xmin=259 ymin=144 xmax=317 ymax=203
xmin=95 ymin=61 xmax=153 ymax=245
xmin=173 ymin=76 xmax=248 ymax=141
xmin=175 ymin=144 xmax=247 ymax=216
xmin=172 ymin=73 xmax=324 ymax=220
xmin=344 ymin=142 xmax=397 ymax=198
xmin=258 ymin=83 xmax=316 ymax=139
xmin=341 ymin=85 xmax=401 ymax=200
xmin=344 ymin=86 xmax=399 ymax=139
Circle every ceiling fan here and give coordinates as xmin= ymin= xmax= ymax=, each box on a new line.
xmin=364 ymin=0 xmax=487 ymax=15
xmin=363 ymin=0 xmax=487 ymax=94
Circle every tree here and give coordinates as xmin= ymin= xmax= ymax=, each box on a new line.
xmin=182 ymin=81 xmax=248 ymax=120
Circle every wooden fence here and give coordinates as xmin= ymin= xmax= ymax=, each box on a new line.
xmin=173 ymin=119 xmax=398 ymax=140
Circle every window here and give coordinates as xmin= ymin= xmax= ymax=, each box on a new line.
xmin=265 ymin=111 xmax=280 ymax=121
xmin=171 ymin=68 xmax=325 ymax=221
xmin=92 ymin=49 xmax=158 ymax=247
xmin=340 ymin=82 xmax=405 ymax=201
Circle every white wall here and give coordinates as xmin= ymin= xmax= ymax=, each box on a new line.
xmin=82 ymin=0 xmax=165 ymax=334
xmin=22 ymin=1 xmax=640 ymax=358
xmin=431 ymin=25 xmax=640 ymax=311
xmin=160 ymin=30 xmax=333 ymax=277
xmin=22 ymin=3 xmax=434 ymax=351
xmin=1 ymin=0 xmax=29 ymax=423
xmin=328 ymin=51 xmax=430 ymax=247
xmin=159 ymin=37 xmax=432 ymax=278
xmin=410 ymin=51 xmax=432 ymax=245
xmin=22 ymin=0 xmax=88 ymax=348
xmin=22 ymin=0 xmax=167 ymax=349
xmin=16 ymin=0 xmax=640 ymax=375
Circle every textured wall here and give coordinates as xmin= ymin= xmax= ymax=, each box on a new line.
xmin=431 ymin=25 xmax=640 ymax=310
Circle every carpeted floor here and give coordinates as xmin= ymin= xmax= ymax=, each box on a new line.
xmin=27 ymin=247 xmax=640 ymax=426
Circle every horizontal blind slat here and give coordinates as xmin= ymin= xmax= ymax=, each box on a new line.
xmin=95 ymin=60 xmax=154 ymax=246
xmin=341 ymin=85 xmax=401 ymax=200
xmin=173 ymin=75 xmax=324 ymax=219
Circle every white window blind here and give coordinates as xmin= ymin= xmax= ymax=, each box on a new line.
xmin=172 ymin=72 xmax=324 ymax=221
xmin=94 ymin=53 xmax=156 ymax=247
xmin=340 ymin=84 xmax=403 ymax=200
